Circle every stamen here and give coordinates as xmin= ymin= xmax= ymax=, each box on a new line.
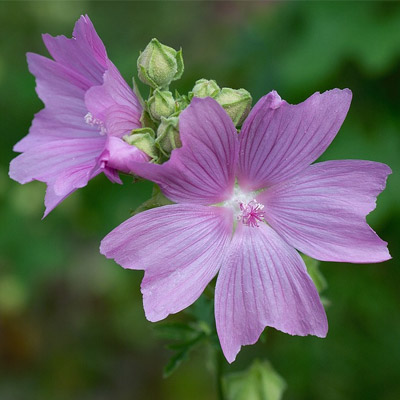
xmin=237 ymin=200 xmax=265 ymax=228
xmin=84 ymin=112 xmax=107 ymax=135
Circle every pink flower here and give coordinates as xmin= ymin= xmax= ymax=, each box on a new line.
xmin=9 ymin=15 xmax=148 ymax=217
xmin=100 ymin=90 xmax=391 ymax=362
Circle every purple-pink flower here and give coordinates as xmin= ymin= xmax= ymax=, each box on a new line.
xmin=9 ymin=15 xmax=147 ymax=217
xmin=100 ymin=90 xmax=391 ymax=362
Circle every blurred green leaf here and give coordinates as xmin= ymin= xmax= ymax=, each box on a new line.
xmin=163 ymin=333 xmax=205 ymax=378
xmin=186 ymin=292 xmax=214 ymax=328
xmin=154 ymin=322 xmax=199 ymax=342
xmin=301 ymin=254 xmax=328 ymax=294
xmin=223 ymin=360 xmax=286 ymax=400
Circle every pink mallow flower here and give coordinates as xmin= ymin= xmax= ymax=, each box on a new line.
xmin=9 ymin=15 xmax=148 ymax=217
xmin=100 ymin=90 xmax=391 ymax=362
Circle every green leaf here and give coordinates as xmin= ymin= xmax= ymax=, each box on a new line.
xmin=223 ymin=360 xmax=286 ymax=400
xmin=301 ymin=254 xmax=327 ymax=293
xmin=154 ymin=321 xmax=199 ymax=342
xmin=162 ymin=334 xmax=204 ymax=378
xmin=163 ymin=345 xmax=191 ymax=378
xmin=186 ymin=292 xmax=214 ymax=328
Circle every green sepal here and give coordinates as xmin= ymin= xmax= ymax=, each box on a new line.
xmin=140 ymin=109 xmax=157 ymax=131
xmin=138 ymin=63 xmax=158 ymax=88
xmin=132 ymin=76 xmax=145 ymax=108
xmin=173 ymin=48 xmax=184 ymax=81
xmin=175 ymin=90 xmax=190 ymax=110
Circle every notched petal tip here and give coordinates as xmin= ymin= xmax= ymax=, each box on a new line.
xmin=267 ymin=90 xmax=283 ymax=109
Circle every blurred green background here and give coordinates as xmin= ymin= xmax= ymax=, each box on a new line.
xmin=1 ymin=1 xmax=399 ymax=399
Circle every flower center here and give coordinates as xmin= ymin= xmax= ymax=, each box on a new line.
xmin=237 ymin=200 xmax=265 ymax=227
xmin=84 ymin=112 xmax=107 ymax=135
xmin=223 ymin=187 xmax=265 ymax=228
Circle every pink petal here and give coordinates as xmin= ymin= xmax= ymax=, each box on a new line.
xmin=100 ymin=204 xmax=233 ymax=321
xmin=10 ymin=137 xmax=105 ymax=196
xmin=215 ymin=223 xmax=327 ymax=363
xmin=129 ymin=97 xmax=238 ymax=204
xmin=42 ymin=15 xmax=107 ymax=86
xmin=15 ymin=53 xmax=99 ymax=152
xmin=100 ymin=136 xmax=150 ymax=175
xmin=43 ymin=186 xmax=76 ymax=218
xmin=85 ymin=61 xmax=142 ymax=138
xmin=237 ymin=89 xmax=352 ymax=191
xmin=260 ymin=160 xmax=391 ymax=263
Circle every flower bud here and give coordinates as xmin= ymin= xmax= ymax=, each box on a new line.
xmin=148 ymin=90 xmax=176 ymax=121
xmin=137 ymin=38 xmax=184 ymax=89
xmin=156 ymin=116 xmax=181 ymax=156
xmin=189 ymin=79 xmax=220 ymax=99
xmin=123 ymin=127 xmax=157 ymax=160
xmin=215 ymin=88 xmax=252 ymax=126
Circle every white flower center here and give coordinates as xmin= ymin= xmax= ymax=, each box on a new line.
xmin=84 ymin=112 xmax=107 ymax=135
xmin=224 ymin=187 xmax=265 ymax=228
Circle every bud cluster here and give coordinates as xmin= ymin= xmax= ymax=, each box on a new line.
xmin=126 ymin=38 xmax=254 ymax=160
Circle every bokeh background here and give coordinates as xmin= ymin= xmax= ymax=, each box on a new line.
xmin=1 ymin=1 xmax=399 ymax=399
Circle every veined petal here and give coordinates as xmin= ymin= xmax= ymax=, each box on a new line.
xmin=43 ymin=186 xmax=76 ymax=218
xmin=42 ymin=15 xmax=107 ymax=86
xmin=237 ymin=89 xmax=352 ymax=190
xmin=260 ymin=160 xmax=391 ymax=263
xmin=215 ymin=223 xmax=327 ymax=363
xmin=10 ymin=137 xmax=105 ymax=196
xmin=14 ymin=53 xmax=100 ymax=152
xmin=100 ymin=136 xmax=150 ymax=175
xmin=85 ymin=61 xmax=142 ymax=138
xmin=100 ymin=204 xmax=233 ymax=321
xmin=130 ymin=97 xmax=239 ymax=205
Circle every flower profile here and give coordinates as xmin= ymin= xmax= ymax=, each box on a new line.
xmin=9 ymin=15 xmax=147 ymax=216
xmin=101 ymin=90 xmax=391 ymax=362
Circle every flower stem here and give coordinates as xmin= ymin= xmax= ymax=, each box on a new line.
xmin=215 ymin=347 xmax=224 ymax=400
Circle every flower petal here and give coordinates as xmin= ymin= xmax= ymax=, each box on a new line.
xmin=237 ymin=89 xmax=352 ymax=190
xmin=215 ymin=223 xmax=327 ymax=363
xmin=260 ymin=160 xmax=391 ymax=263
xmin=14 ymin=53 xmax=99 ymax=152
xmin=100 ymin=204 xmax=233 ymax=321
xmin=129 ymin=97 xmax=238 ymax=204
xmin=42 ymin=15 xmax=107 ymax=86
xmin=10 ymin=137 xmax=105 ymax=196
xmin=100 ymin=136 xmax=150 ymax=175
xmin=43 ymin=186 xmax=76 ymax=218
xmin=85 ymin=61 xmax=142 ymax=137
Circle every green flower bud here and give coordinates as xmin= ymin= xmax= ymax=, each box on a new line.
xmin=148 ymin=90 xmax=176 ymax=121
xmin=124 ymin=127 xmax=157 ymax=160
xmin=137 ymin=38 xmax=184 ymax=89
xmin=155 ymin=116 xmax=181 ymax=156
xmin=215 ymin=88 xmax=252 ymax=126
xmin=189 ymin=78 xmax=220 ymax=99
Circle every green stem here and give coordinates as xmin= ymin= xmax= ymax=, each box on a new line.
xmin=215 ymin=347 xmax=224 ymax=400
